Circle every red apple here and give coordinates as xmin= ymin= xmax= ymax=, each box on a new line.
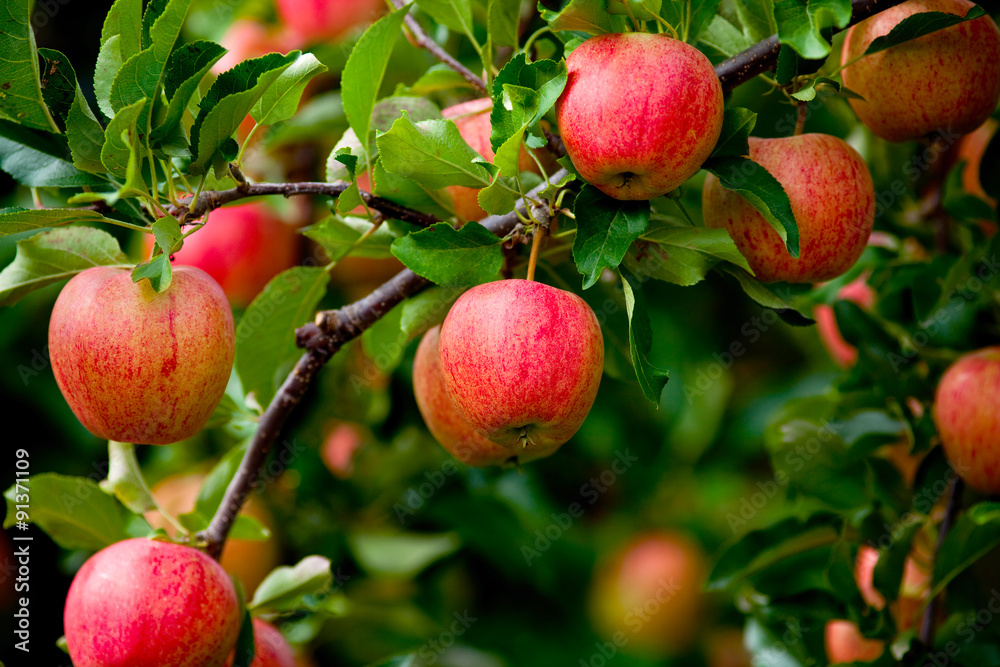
xmin=49 ymin=266 xmax=235 ymax=445
xmin=227 ymin=619 xmax=296 ymax=667
xmin=825 ymin=619 xmax=885 ymax=664
xmin=814 ymin=272 xmax=876 ymax=367
xmin=143 ymin=203 xmax=300 ymax=307
xmin=588 ymin=532 xmax=706 ymax=656
xmin=854 ymin=545 xmax=930 ymax=630
xmin=957 ymin=118 xmax=999 ymax=207
xmin=841 ymin=0 xmax=1000 ymax=143
xmin=64 ymin=538 xmax=241 ymax=667
xmin=413 ymin=326 xmax=519 ymax=467
xmin=556 ymin=32 xmax=724 ymax=200
xmin=438 ymin=279 xmax=603 ymax=457
xmin=703 ymin=134 xmax=875 ymax=283
xmin=213 ymin=20 xmax=297 ymax=75
xmin=275 ymin=0 xmax=383 ymax=45
xmin=933 ymin=346 xmax=1000 ymax=493
xmin=321 ymin=421 xmax=366 ymax=478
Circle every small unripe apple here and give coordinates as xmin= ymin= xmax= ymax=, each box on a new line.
xmin=64 ymin=538 xmax=242 ymax=667
xmin=227 ymin=619 xmax=296 ymax=667
xmin=841 ymin=0 xmax=1000 ymax=143
xmin=556 ymin=32 xmax=724 ymax=200
xmin=438 ymin=279 xmax=603 ymax=457
xmin=588 ymin=532 xmax=706 ymax=656
xmin=275 ymin=0 xmax=383 ymax=45
xmin=703 ymin=134 xmax=875 ymax=283
xmin=933 ymin=346 xmax=1000 ymax=493
xmin=413 ymin=326 xmax=519 ymax=467
xmin=814 ymin=272 xmax=876 ymax=367
xmin=49 ymin=266 xmax=235 ymax=445
xmin=825 ymin=619 xmax=885 ymax=664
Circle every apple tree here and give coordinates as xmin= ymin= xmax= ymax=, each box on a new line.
xmin=1 ymin=0 xmax=999 ymax=665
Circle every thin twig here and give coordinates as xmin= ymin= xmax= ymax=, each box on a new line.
xmin=919 ymin=476 xmax=963 ymax=646
xmin=794 ymin=101 xmax=808 ymax=136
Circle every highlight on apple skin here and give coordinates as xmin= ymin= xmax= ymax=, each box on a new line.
xmin=438 ymin=279 xmax=604 ymax=458
xmin=48 ymin=266 xmax=235 ymax=445
xmin=703 ymin=134 xmax=875 ymax=283
xmin=63 ymin=538 xmax=242 ymax=667
xmin=841 ymin=0 xmax=1000 ymax=143
xmin=556 ymin=32 xmax=724 ymax=200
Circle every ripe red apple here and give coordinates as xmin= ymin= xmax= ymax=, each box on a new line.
xmin=213 ymin=20 xmax=297 ymax=75
xmin=438 ymin=279 xmax=603 ymax=457
xmin=588 ymin=532 xmax=706 ymax=656
xmin=146 ymin=473 xmax=281 ymax=597
xmin=854 ymin=545 xmax=930 ymax=630
xmin=413 ymin=326 xmax=519 ymax=467
xmin=825 ymin=619 xmax=885 ymax=664
xmin=49 ymin=266 xmax=235 ymax=445
xmin=814 ymin=272 xmax=876 ymax=367
xmin=64 ymin=538 xmax=241 ymax=667
xmin=227 ymin=619 xmax=296 ymax=667
xmin=143 ymin=203 xmax=300 ymax=307
xmin=275 ymin=0 xmax=383 ymax=45
xmin=556 ymin=32 xmax=724 ymax=200
xmin=841 ymin=0 xmax=1000 ymax=143
xmin=321 ymin=421 xmax=366 ymax=478
xmin=703 ymin=134 xmax=875 ymax=283
xmin=933 ymin=346 xmax=1000 ymax=493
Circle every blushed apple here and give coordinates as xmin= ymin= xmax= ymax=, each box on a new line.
xmin=933 ymin=346 xmax=1000 ymax=493
xmin=321 ymin=421 xmax=366 ymax=478
xmin=556 ymin=32 xmax=724 ymax=200
xmin=814 ymin=272 xmax=876 ymax=367
xmin=825 ymin=619 xmax=885 ymax=664
xmin=854 ymin=544 xmax=930 ymax=630
xmin=841 ymin=0 xmax=1000 ymax=143
xmin=227 ymin=619 xmax=296 ymax=667
xmin=49 ymin=266 xmax=235 ymax=445
xmin=438 ymin=279 xmax=603 ymax=456
xmin=64 ymin=538 xmax=241 ymax=667
xmin=703 ymin=134 xmax=875 ymax=283
xmin=275 ymin=0 xmax=383 ymax=45
xmin=413 ymin=326 xmax=519 ymax=467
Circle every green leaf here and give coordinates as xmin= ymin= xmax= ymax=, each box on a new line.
xmin=931 ymin=502 xmax=1000 ymax=597
xmin=101 ymin=0 xmax=143 ymax=55
xmin=704 ymin=155 xmax=800 ymax=257
xmin=397 ymin=65 xmax=476 ymax=96
xmin=0 ymin=207 xmax=120 ymax=237
xmin=619 ymin=267 xmax=670 ymax=403
xmin=718 ymin=265 xmax=800 ymax=310
xmin=150 ymin=41 xmax=226 ymax=145
xmin=539 ymin=0 xmax=612 ymax=34
xmin=0 ymin=226 xmax=128 ymax=305
xmin=391 ymin=222 xmax=503 ymax=286
xmin=371 ymin=95 xmax=442 ymax=134
xmin=305 ymin=216 xmax=415 ymax=260
xmin=711 ymin=107 xmax=757 ymax=158
xmin=0 ymin=0 xmax=59 ymax=132
xmin=251 ymin=53 xmax=329 ymax=126
xmin=348 ymin=531 xmax=461 ymax=577
xmin=131 ymin=252 xmax=172 ymax=292
xmin=37 ymin=49 xmax=77 ymax=131
xmin=61 ymin=66 xmax=108 ymax=174
xmin=488 ymin=0 xmax=520 ymax=47
xmin=0 ymin=120 xmax=105 ymax=188
xmin=377 ymin=113 xmax=491 ymax=190
xmin=231 ymin=609 xmax=256 ymax=667
xmin=700 ymin=14 xmax=754 ymax=58
xmin=399 ymin=286 xmax=460 ymax=337
xmin=100 ymin=442 xmax=158 ymax=515
xmin=773 ymin=0 xmax=852 ymax=59
xmin=624 ymin=226 xmax=753 ymax=287
xmin=790 ymin=76 xmax=841 ymax=102
xmin=418 ymin=0 xmax=475 ymax=38
xmin=864 ymin=7 xmax=987 ymax=56
xmin=572 ymin=185 xmax=650 ymax=289
xmin=101 ymin=98 xmax=148 ymax=180
xmin=3 ymin=474 xmax=139 ymax=551
xmin=477 ymin=174 xmax=522 ymax=215
xmin=341 ymin=5 xmax=412 ymax=163
xmin=236 ymin=267 xmax=329 ymax=408
xmin=94 ymin=35 xmax=124 ymax=119
xmin=658 ymin=0 xmax=724 ymax=43
xmin=373 ymin=160 xmax=454 ymax=219
xmin=191 ymin=444 xmax=249 ymax=522
xmin=250 ymin=555 xmax=333 ymax=612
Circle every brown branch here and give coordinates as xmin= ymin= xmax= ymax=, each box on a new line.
xmin=919 ymin=476 xmax=963 ymax=646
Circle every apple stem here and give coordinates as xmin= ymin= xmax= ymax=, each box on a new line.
xmin=793 ymin=101 xmax=807 ymax=136
xmin=919 ymin=475 xmax=963 ymax=646
xmin=526 ymin=224 xmax=546 ymax=282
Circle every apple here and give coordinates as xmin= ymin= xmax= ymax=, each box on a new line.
xmin=49 ymin=266 xmax=235 ymax=445
xmin=143 ymin=203 xmax=300 ymax=307
xmin=275 ymin=0 xmax=383 ymax=45
xmin=413 ymin=326 xmax=519 ymax=467
xmin=933 ymin=346 xmax=1000 ymax=493
xmin=227 ymin=619 xmax=296 ymax=667
xmin=64 ymin=538 xmax=241 ymax=667
xmin=841 ymin=0 xmax=1000 ymax=143
xmin=703 ymin=134 xmax=875 ymax=283
xmin=213 ymin=20 xmax=297 ymax=76
xmin=853 ymin=545 xmax=930 ymax=630
xmin=321 ymin=421 xmax=366 ymax=478
xmin=957 ymin=118 xmax=999 ymax=207
xmin=825 ymin=619 xmax=885 ymax=664
xmin=556 ymin=32 xmax=724 ymax=200
xmin=438 ymin=279 xmax=604 ymax=456
xmin=146 ymin=473 xmax=281 ymax=597
xmin=588 ymin=532 xmax=706 ymax=656
xmin=814 ymin=272 xmax=876 ymax=367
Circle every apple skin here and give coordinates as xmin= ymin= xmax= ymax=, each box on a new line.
xmin=854 ymin=545 xmax=930 ymax=630
xmin=64 ymin=538 xmax=242 ymax=667
xmin=143 ymin=203 xmax=300 ymax=307
xmin=146 ymin=473 xmax=281 ymax=597
xmin=933 ymin=346 xmax=1000 ymax=493
xmin=321 ymin=421 xmax=366 ymax=478
xmin=413 ymin=326 xmax=519 ymax=467
xmin=841 ymin=0 xmax=1000 ymax=143
xmin=556 ymin=32 xmax=724 ymax=200
xmin=227 ymin=619 xmax=296 ymax=667
xmin=703 ymin=134 xmax=875 ymax=283
xmin=49 ymin=266 xmax=235 ymax=445
xmin=275 ymin=0 xmax=383 ymax=44
xmin=814 ymin=273 xmax=876 ymax=367
xmin=588 ymin=532 xmax=706 ymax=656
xmin=438 ymin=279 xmax=604 ymax=456
xmin=825 ymin=619 xmax=885 ymax=664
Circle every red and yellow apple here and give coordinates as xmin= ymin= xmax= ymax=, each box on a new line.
xmin=933 ymin=346 xmax=1000 ymax=493
xmin=825 ymin=619 xmax=885 ymax=664
xmin=49 ymin=266 xmax=235 ymax=445
xmin=588 ymin=531 xmax=706 ymax=656
xmin=556 ymin=32 xmax=724 ymax=200
xmin=275 ymin=0 xmax=383 ymax=45
xmin=814 ymin=272 xmax=876 ymax=367
xmin=438 ymin=279 xmax=604 ymax=457
xmin=703 ymin=134 xmax=875 ymax=283
xmin=227 ymin=619 xmax=296 ymax=667
xmin=64 ymin=538 xmax=241 ymax=667
xmin=841 ymin=0 xmax=1000 ymax=143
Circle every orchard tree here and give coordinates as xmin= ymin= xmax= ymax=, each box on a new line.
xmin=1 ymin=0 xmax=1000 ymax=665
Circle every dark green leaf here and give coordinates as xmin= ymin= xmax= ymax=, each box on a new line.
xmin=773 ymin=0 xmax=851 ymax=59
xmin=150 ymin=41 xmax=226 ymax=145
xmin=0 ymin=0 xmax=59 ymax=132
xmin=0 ymin=120 xmax=105 ymax=187
xmin=488 ymin=0 xmax=520 ymax=47
xmin=864 ymin=7 xmax=987 ymax=56
xmin=37 ymin=49 xmax=77 ymax=131
xmin=101 ymin=0 xmax=143 ymax=55
xmin=101 ymin=98 xmax=147 ymax=180
xmin=572 ymin=185 xmax=650 ymax=289
xmin=624 ymin=225 xmax=752 ymax=287
xmin=418 ymin=0 xmax=475 ymax=38
xmin=931 ymin=502 xmax=1000 ymax=596
xmin=377 ymin=113 xmax=491 ymax=189
xmin=619 ymin=266 xmax=670 ymax=403
xmin=539 ymin=0 xmax=612 ymax=34
xmin=710 ymin=107 xmax=757 ymax=158
xmin=131 ymin=252 xmax=172 ymax=292
xmin=252 ymin=53 xmax=328 ymax=126
xmin=391 ymin=221 xmax=503 ymax=286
